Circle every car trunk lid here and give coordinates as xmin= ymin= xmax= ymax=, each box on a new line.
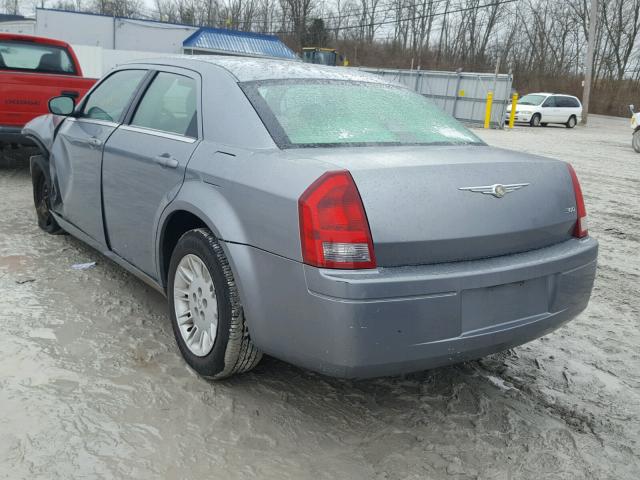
xmin=294 ymin=145 xmax=577 ymax=267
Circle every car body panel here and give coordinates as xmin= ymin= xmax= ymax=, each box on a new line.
xmin=102 ymin=126 xmax=200 ymax=277
xmin=276 ymin=145 xmax=577 ymax=266
xmin=51 ymin=117 xmax=118 ymax=245
xmin=23 ymin=56 xmax=598 ymax=378
xmin=226 ymin=237 xmax=597 ymax=377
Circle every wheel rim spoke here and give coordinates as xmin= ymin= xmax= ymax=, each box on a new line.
xmin=173 ymin=253 xmax=218 ymax=357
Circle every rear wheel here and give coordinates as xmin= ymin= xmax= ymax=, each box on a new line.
xmin=167 ymin=228 xmax=262 ymax=379
xmin=32 ymin=164 xmax=63 ymax=234
xmin=566 ymin=115 xmax=577 ymax=129
xmin=530 ymin=114 xmax=541 ymax=127
xmin=633 ymin=129 xmax=640 ymax=153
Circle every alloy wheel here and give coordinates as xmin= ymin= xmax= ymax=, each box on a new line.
xmin=173 ymin=254 xmax=218 ymax=357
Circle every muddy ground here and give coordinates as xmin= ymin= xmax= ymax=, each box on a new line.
xmin=0 ymin=115 xmax=638 ymax=479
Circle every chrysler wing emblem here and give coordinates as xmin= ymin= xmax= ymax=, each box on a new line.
xmin=458 ymin=183 xmax=530 ymax=198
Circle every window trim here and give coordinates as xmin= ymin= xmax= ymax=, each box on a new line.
xmin=119 ymin=124 xmax=197 ymax=143
xmin=125 ymin=69 xmax=201 ymax=140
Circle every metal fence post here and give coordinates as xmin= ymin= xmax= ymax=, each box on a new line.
xmin=452 ymin=71 xmax=462 ymax=119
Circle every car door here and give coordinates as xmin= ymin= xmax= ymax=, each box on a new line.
xmin=51 ymin=69 xmax=148 ymax=245
xmin=540 ymin=95 xmax=559 ymax=122
xmin=101 ymin=69 xmax=201 ymax=278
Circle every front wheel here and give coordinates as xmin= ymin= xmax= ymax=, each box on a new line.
xmin=566 ymin=116 xmax=577 ymax=129
xmin=167 ymin=228 xmax=262 ymax=379
xmin=530 ymin=114 xmax=541 ymax=127
xmin=633 ymin=129 xmax=640 ymax=153
xmin=32 ymin=160 xmax=63 ymax=234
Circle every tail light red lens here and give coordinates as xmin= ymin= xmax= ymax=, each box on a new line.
xmin=567 ymin=164 xmax=588 ymax=238
xmin=299 ymin=170 xmax=376 ymax=269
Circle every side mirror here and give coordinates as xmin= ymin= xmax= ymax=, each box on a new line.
xmin=629 ymin=104 xmax=635 ymax=115
xmin=48 ymin=96 xmax=75 ymax=116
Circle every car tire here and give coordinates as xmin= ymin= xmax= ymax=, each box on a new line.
xmin=566 ymin=116 xmax=577 ymax=129
xmin=633 ymin=129 xmax=640 ymax=153
xmin=167 ymin=228 xmax=262 ymax=379
xmin=530 ymin=114 xmax=541 ymax=127
xmin=31 ymin=157 xmax=63 ymax=235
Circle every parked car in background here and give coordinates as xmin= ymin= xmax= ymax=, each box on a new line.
xmin=24 ymin=57 xmax=597 ymax=380
xmin=0 ymin=33 xmax=95 ymax=154
xmin=506 ymin=93 xmax=582 ymax=128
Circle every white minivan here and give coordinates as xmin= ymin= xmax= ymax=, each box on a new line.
xmin=506 ymin=93 xmax=583 ymax=128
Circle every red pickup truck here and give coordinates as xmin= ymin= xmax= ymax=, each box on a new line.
xmin=0 ymin=33 xmax=95 ymax=150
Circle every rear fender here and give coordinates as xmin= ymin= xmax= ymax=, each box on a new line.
xmin=156 ymin=179 xmax=249 ymax=286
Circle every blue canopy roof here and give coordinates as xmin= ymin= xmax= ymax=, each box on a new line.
xmin=183 ymin=27 xmax=297 ymax=60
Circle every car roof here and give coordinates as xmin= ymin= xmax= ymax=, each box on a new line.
xmin=129 ymin=55 xmax=387 ymax=83
xmin=527 ymin=92 xmax=579 ymax=99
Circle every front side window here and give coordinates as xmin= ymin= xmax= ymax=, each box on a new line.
xmin=242 ymin=80 xmax=482 ymax=148
xmin=131 ymin=72 xmax=198 ymax=137
xmin=0 ymin=40 xmax=75 ymax=74
xmin=82 ymin=69 xmax=147 ymax=122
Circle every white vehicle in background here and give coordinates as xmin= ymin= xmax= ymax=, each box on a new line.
xmin=629 ymin=105 xmax=640 ymax=152
xmin=506 ymin=93 xmax=582 ymax=128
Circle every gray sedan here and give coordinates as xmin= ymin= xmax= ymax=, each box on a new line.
xmin=24 ymin=57 xmax=598 ymax=379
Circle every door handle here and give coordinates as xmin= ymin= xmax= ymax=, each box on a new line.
xmin=88 ymin=137 xmax=102 ymax=147
xmin=154 ymin=153 xmax=179 ymax=169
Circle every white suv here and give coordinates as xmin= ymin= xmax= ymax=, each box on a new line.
xmin=506 ymin=93 xmax=582 ymax=128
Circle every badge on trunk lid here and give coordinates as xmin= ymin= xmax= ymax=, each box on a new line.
xmin=458 ymin=183 xmax=529 ymax=198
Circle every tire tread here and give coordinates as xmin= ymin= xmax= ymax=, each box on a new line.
xmin=190 ymin=228 xmax=262 ymax=379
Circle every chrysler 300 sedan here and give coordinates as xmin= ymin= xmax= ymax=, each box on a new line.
xmin=23 ymin=57 xmax=598 ymax=379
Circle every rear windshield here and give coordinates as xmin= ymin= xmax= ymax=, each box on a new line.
xmin=241 ymin=79 xmax=483 ymax=148
xmin=0 ymin=40 xmax=76 ymax=75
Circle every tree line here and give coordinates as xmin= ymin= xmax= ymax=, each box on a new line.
xmin=4 ymin=0 xmax=640 ymax=116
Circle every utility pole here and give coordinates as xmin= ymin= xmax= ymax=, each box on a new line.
xmin=582 ymin=0 xmax=599 ymax=125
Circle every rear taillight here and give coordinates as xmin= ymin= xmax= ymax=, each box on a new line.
xmin=567 ymin=164 xmax=588 ymax=238
xmin=299 ymin=170 xmax=376 ymax=269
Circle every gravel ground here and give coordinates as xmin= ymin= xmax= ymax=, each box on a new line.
xmin=0 ymin=115 xmax=638 ymax=479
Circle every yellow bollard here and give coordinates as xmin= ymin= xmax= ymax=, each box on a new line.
xmin=484 ymin=91 xmax=494 ymax=129
xmin=508 ymin=93 xmax=518 ymax=129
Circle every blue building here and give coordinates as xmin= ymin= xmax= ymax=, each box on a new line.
xmin=183 ymin=27 xmax=297 ymax=60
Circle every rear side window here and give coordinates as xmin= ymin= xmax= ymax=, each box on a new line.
xmin=131 ymin=72 xmax=198 ymax=138
xmin=82 ymin=69 xmax=147 ymax=123
xmin=558 ymin=96 xmax=580 ymax=108
xmin=0 ymin=40 xmax=76 ymax=74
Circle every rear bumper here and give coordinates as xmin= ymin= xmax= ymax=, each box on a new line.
xmin=0 ymin=125 xmax=33 ymax=145
xmin=227 ymin=237 xmax=598 ymax=378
